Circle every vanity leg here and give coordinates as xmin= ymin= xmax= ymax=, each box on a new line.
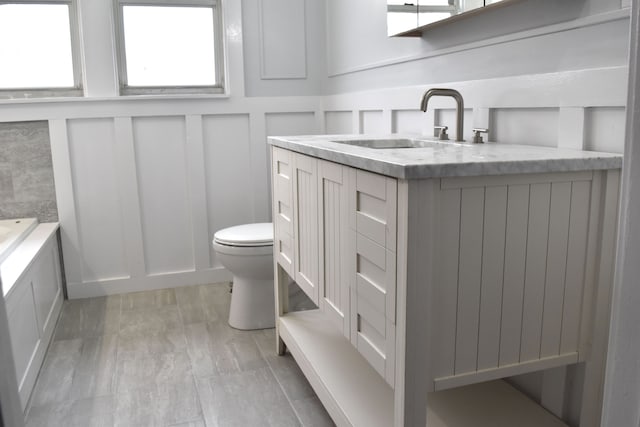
xmin=274 ymin=263 xmax=289 ymax=355
xmin=394 ymin=180 xmax=433 ymax=426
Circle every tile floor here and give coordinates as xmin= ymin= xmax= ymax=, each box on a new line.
xmin=24 ymin=283 xmax=335 ymax=427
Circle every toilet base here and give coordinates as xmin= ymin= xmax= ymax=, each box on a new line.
xmin=228 ymin=277 xmax=275 ymax=330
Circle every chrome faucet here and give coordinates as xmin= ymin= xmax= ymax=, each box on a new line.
xmin=420 ymin=88 xmax=465 ymax=142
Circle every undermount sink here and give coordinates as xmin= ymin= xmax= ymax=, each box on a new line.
xmin=331 ymin=138 xmax=444 ymax=149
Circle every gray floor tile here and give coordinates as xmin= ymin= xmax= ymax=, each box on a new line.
xmin=121 ymin=288 xmax=176 ymax=311
xmin=119 ymin=305 xmax=182 ymax=337
xmin=54 ymin=296 xmax=121 ymax=340
xmin=26 ymin=282 xmax=334 ymax=427
xmin=253 ymin=329 xmax=320 ymax=416
xmin=291 ymin=397 xmax=335 ymax=427
xmin=114 ymin=379 xmax=201 ymax=427
xmin=265 ymin=352 xmax=316 ymax=402
xmin=30 ymin=339 xmax=82 ymax=406
xmin=199 ymin=283 xmax=231 ymax=323
xmin=185 ymin=321 xmax=267 ymax=377
xmin=175 ymin=286 xmax=207 ymax=325
xmin=118 ymin=327 xmax=187 ymax=359
xmin=26 ymin=396 xmax=114 ymax=427
xmin=70 ymin=334 xmax=118 ymax=400
xmin=115 ymin=350 xmax=193 ymax=394
xmin=252 ymin=327 xmax=277 ymax=355
xmin=196 ymin=368 xmax=301 ymax=427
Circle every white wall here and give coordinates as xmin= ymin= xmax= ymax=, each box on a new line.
xmin=241 ymin=0 xmax=326 ymax=97
xmin=325 ymin=0 xmax=629 ymax=93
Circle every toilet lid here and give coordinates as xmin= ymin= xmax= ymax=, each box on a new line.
xmin=213 ymin=223 xmax=273 ymax=247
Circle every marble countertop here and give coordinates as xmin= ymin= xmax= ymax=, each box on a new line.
xmin=268 ymin=134 xmax=623 ymax=179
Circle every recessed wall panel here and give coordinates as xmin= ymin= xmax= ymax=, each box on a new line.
xmin=202 ymin=114 xmax=254 ymax=268
xmin=133 ymin=116 xmax=194 ymax=275
xmin=325 ymin=111 xmax=353 ymax=134
xmin=266 ymin=112 xmax=318 ymax=137
xmin=259 ymin=0 xmax=306 ymax=79
xmin=492 ymin=108 xmax=559 ymax=147
xmin=585 ymin=107 xmax=625 ymax=153
xmin=67 ymin=118 xmax=128 ymax=281
xmin=360 ymin=110 xmax=384 ymax=134
xmin=393 ymin=110 xmax=423 ymax=134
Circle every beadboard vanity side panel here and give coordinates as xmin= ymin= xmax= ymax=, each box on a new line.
xmin=432 ymin=172 xmax=594 ymax=388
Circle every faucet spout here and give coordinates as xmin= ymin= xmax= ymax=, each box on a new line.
xmin=420 ymin=88 xmax=465 ymax=142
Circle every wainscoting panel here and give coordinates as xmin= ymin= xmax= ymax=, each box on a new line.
xmin=325 ymin=111 xmax=353 ymax=134
xmin=266 ymin=111 xmax=318 ymax=136
xmin=360 ymin=110 xmax=384 ymax=134
xmin=202 ymin=114 xmax=254 ymax=268
xmin=584 ymin=107 xmax=626 ymax=153
xmin=67 ymin=118 xmax=129 ymax=283
xmin=15 ymin=67 xmax=629 ymax=311
xmin=132 ymin=116 xmax=195 ymax=276
xmin=392 ymin=110 xmax=424 ymax=134
xmin=491 ymin=108 xmax=560 ymax=147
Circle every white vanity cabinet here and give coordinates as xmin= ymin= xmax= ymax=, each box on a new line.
xmin=270 ymin=138 xmax=621 ymax=427
xmin=272 ymin=147 xmax=399 ymax=385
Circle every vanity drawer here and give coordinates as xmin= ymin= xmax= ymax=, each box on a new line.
xmin=349 ymin=230 xmax=397 ymax=386
xmin=272 ymin=147 xmax=294 ymax=237
xmin=272 ymin=147 xmax=295 ymax=277
xmin=349 ymin=168 xmax=397 ymax=251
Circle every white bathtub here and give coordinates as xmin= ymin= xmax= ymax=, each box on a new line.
xmin=1 ymin=218 xmax=62 ymax=410
xmin=0 ymin=218 xmax=38 ymax=267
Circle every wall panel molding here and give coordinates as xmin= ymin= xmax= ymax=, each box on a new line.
xmin=258 ymin=0 xmax=308 ymax=80
xmin=33 ymin=67 xmax=631 ymax=298
xmin=113 ymin=117 xmax=146 ymax=279
xmin=185 ymin=115 xmax=212 ymax=271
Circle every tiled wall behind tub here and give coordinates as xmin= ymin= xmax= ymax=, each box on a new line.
xmin=0 ymin=121 xmax=58 ymax=222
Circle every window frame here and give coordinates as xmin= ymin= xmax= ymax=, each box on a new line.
xmin=114 ymin=0 xmax=225 ymax=96
xmin=0 ymin=0 xmax=83 ymax=98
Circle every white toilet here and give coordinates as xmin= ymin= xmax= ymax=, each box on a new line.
xmin=212 ymin=223 xmax=275 ymax=330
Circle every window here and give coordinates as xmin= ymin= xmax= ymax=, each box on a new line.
xmin=0 ymin=1 xmax=81 ymax=97
xmin=115 ymin=0 xmax=225 ymax=95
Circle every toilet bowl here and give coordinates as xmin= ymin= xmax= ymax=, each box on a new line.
xmin=212 ymin=223 xmax=275 ymax=330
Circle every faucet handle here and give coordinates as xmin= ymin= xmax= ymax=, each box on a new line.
xmin=472 ymin=128 xmax=489 ymax=144
xmin=434 ymin=125 xmax=449 ymax=141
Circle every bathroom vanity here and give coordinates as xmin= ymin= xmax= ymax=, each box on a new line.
xmin=268 ymin=135 xmax=622 ymax=427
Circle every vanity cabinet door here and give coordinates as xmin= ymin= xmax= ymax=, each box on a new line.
xmin=348 ymin=168 xmax=398 ymax=386
xmin=317 ymin=159 xmax=350 ymax=338
xmin=272 ymin=147 xmax=296 ymax=278
xmin=292 ymin=153 xmax=320 ymax=304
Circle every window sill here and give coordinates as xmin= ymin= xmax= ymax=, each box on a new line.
xmin=0 ymin=92 xmax=232 ymax=106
